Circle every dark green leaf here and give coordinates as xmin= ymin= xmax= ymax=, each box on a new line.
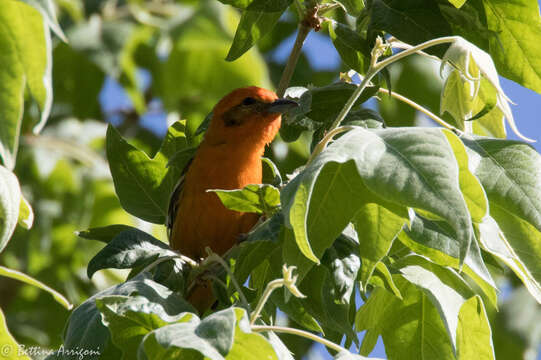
xmin=87 ymin=228 xmax=177 ymax=279
xmin=262 ymin=157 xmax=282 ymax=186
xmin=77 ymin=224 xmax=138 ymax=243
xmin=60 ymin=274 xmax=194 ymax=360
xmin=328 ymin=21 xmax=370 ymax=74
xmin=226 ymin=0 xmax=292 ymax=61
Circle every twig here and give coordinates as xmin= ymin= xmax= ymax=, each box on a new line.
xmin=251 ymin=325 xmax=348 ymax=353
xmin=376 ymin=88 xmax=463 ymax=134
xmin=276 ymin=24 xmax=311 ymax=97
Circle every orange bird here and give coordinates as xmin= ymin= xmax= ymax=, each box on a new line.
xmin=167 ymin=86 xmax=297 ymax=311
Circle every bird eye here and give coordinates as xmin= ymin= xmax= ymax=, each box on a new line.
xmin=241 ymin=97 xmax=257 ymax=106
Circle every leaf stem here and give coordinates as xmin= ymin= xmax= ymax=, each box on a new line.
xmin=306 ymin=125 xmax=357 ymax=165
xmin=251 ymin=325 xmax=348 ymax=353
xmin=204 ymin=250 xmax=250 ymax=310
xmin=277 ymin=24 xmax=311 ymax=97
xmin=250 ymin=279 xmax=283 ymax=326
xmin=376 ymin=88 xmax=463 ymax=134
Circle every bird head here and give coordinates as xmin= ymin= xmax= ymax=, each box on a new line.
xmin=205 ymin=87 xmax=298 ymax=146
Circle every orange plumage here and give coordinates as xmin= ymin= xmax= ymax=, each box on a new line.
xmin=167 ymin=86 xmax=297 ymax=312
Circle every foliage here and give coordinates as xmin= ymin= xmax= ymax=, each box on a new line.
xmin=1 ymin=0 xmax=541 ymax=359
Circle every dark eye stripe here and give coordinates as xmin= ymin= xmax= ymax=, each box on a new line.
xmin=241 ymin=97 xmax=257 ymax=105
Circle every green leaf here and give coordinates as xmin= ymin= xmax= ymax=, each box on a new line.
xmin=61 ymin=274 xmax=194 ymax=359
xmin=0 ymin=1 xmax=52 ymax=169
xmin=457 ymin=296 xmax=495 ymax=359
xmin=354 ymin=202 xmax=408 ymax=289
xmin=0 ymin=266 xmax=72 ymax=310
xmin=0 ymin=166 xmax=21 ymax=252
xmin=398 ymin=215 xmax=496 ymax=307
xmin=262 ymin=157 xmax=282 ymax=186
xmin=356 ymin=276 xmax=455 ymax=359
xmin=17 ymin=193 xmax=33 ymax=229
xmin=321 ymin=233 xmax=361 ymax=304
xmin=339 ymin=0 xmax=365 ymax=16
xmin=217 ymin=0 xmax=254 ymax=8
xmin=139 ymin=307 xmax=278 ymax=359
xmin=106 ymin=123 xmax=186 ymax=224
xmin=77 ymin=224 xmax=139 ymax=243
xmin=367 ymin=262 xmax=403 ymax=299
xmin=96 ymin=295 xmax=194 ymax=360
xmin=299 ymin=264 xmax=358 ymax=346
xmin=463 ymin=137 xmax=541 ymax=233
xmin=368 ymin=0 xmax=452 ymax=57
xmin=328 ymin=20 xmax=370 ymax=74
xmin=483 ymin=0 xmax=541 ymax=94
xmin=20 ymin=0 xmax=67 ymax=41
xmin=394 ymin=255 xmax=475 ymax=354
xmin=225 ymin=0 xmax=292 ymax=61
xmin=443 ymin=131 xmax=488 ymax=223
xmin=87 ymin=228 xmax=177 ymax=279
xmin=211 ymin=184 xmax=280 ymax=215
xmin=281 ymin=127 xmax=473 ymax=266
xmin=447 ymin=0 xmax=467 ymax=8
xmin=477 ymin=215 xmax=541 ymax=303
xmin=0 ymin=308 xmax=31 ymax=360
xmin=440 ymin=70 xmax=475 ymax=128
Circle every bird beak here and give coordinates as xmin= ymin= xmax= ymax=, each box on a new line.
xmin=266 ymin=98 xmax=299 ymax=114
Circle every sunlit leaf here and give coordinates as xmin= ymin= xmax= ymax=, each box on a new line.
xmin=0 ymin=166 xmax=21 ymax=252
xmin=211 ymin=184 xmax=280 ymax=215
xmin=0 ymin=266 xmax=72 ymax=310
xmin=0 ymin=1 xmax=52 ymax=169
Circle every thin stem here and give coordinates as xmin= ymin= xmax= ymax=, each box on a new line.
xmin=310 ymin=35 xmax=459 ymax=158
xmin=377 ymin=88 xmax=463 ymax=134
xmin=204 ymin=251 xmax=249 ymax=310
xmin=276 ymin=24 xmax=311 ymax=97
xmin=140 ymin=255 xmax=177 ymax=275
xmin=251 ymin=325 xmax=348 ymax=354
xmin=374 ymin=36 xmax=458 ymax=72
xmin=250 ymin=279 xmax=284 ymax=326
xmin=306 ymin=125 xmax=357 ymax=165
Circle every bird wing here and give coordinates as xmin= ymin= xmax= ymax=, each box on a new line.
xmin=166 ymin=156 xmax=194 ymax=239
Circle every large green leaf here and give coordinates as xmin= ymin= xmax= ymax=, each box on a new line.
xmin=368 ymin=0 xmax=452 ymax=57
xmin=0 ymin=0 xmax=52 ymax=169
xmin=399 ymin=215 xmax=496 ymax=307
xmin=356 ymin=276 xmax=455 ymax=359
xmin=226 ymin=0 xmax=292 ymax=61
xmin=139 ymin=307 xmax=278 ymax=359
xmin=0 ymin=166 xmax=21 ymax=252
xmin=96 ymin=295 xmax=194 ymax=360
xmin=477 ymin=215 xmax=541 ymax=304
xmin=281 ymin=127 xmax=473 ymax=266
xmin=20 ymin=0 xmax=67 ymax=41
xmin=328 ymin=20 xmax=370 ymax=74
xmin=483 ymin=0 xmax=541 ymax=93
xmin=394 ymin=255 xmax=475 ymax=354
xmin=354 ymin=202 xmax=408 ymax=289
xmin=106 ymin=122 xmax=188 ymax=224
xmin=457 ymin=296 xmax=495 ymax=359
xmin=87 ymin=228 xmax=178 ymax=279
xmin=59 ymin=274 xmax=194 ymax=360
xmin=463 ymin=137 xmax=541 ymax=232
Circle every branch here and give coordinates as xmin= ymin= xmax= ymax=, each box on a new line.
xmin=276 ymin=24 xmax=311 ymax=97
xmin=376 ymin=88 xmax=463 ymax=134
